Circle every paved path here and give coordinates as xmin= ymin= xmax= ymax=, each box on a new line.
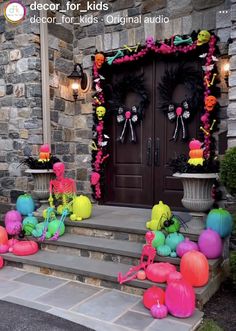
xmin=0 ymin=266 xmax=203 ymax=331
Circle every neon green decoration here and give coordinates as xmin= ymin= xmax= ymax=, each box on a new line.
xmin=146 ymin=201 xmax=172 ymax=231
xmin=48 ymin=220 xmax=65 ymax=236
xmin=157 ymin=245 xmax=171 ymax=257
xmin=70 ymin=195 xmax=92 ymax=221
xmin=152 ymin=231 xmax=165 ymax=248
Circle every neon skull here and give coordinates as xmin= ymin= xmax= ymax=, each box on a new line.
xmin=95 ymin=53 xmax=105 ymax=69
xmin=96 ymin=106 xmax=106 ymax=120
xmin=205 ymin=95 xmax=217 ymax=112
xmin=53 ymin=162 xmax=65 ymax=179
xmin=197 ymin=30 xmax=211 ymax=46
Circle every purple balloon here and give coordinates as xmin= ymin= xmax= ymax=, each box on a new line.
xmin=198 ymin=229 xmax=222 ymax=259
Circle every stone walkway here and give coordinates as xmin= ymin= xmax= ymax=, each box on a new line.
xmin=0 ymin=266 xmax=203 ymax=331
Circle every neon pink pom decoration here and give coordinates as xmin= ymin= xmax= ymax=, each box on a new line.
xmin=165 ymin=279 xmax=195 ymax=318
xmin=176 ymin=238 xmax=199 ymax=258
xmin=198 ymin=229 xmax=222 ymax=259
xmin=146 ymin=262 xmax=176 ymax=283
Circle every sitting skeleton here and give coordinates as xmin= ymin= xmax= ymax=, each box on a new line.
xmin=49 ymin=162 xmax=76 ymax=214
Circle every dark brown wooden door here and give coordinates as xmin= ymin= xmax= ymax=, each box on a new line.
xmin=105 ymin=59 xmax=201 ymax=209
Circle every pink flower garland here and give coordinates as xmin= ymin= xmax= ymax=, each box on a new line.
xmin=201 ymin=35 xmax=217 ymax=159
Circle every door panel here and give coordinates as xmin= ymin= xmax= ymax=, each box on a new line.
xmin=105 ymin=58 xmax=202 ymax=209
xmin=105 ymin=60 xmax=155 ymax=206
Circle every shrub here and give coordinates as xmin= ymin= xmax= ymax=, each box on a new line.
xmin=220 ymin=147 xmax=236 ymax=196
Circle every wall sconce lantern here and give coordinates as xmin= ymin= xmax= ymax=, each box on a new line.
xmin=68 ymin=63 xmax=88 ymax=101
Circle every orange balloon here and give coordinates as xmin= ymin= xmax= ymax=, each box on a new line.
xmin=180 ymin=251 xmax=209 ymax=287
xmin=0 ymin=226 xmax=8 ymax=245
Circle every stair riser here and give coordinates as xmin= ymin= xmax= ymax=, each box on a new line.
xmin=65 ymin=225 xmax=199 ymax=243
xmin=40 ymin=243 xmax=220 ymax=277
xmin=4 ymin=259 xmax=224 ymax=309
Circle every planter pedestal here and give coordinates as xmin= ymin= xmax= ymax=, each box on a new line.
xmin=25 ymin=169 xmax=54 ymax=207
xmin=173 ymin=173 xmax=219 ymax=233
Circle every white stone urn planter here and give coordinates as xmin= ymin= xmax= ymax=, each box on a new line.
xmin=25 ymin=169 xmax=54 ymax=202
xmin=173 ymin=172 xmax=219 ymax=232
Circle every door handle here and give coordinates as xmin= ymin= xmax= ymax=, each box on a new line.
xmin=154 ymin=138 xmax=160 ymax=167
xmin=146 ymin=138 xmax=152 ymax=166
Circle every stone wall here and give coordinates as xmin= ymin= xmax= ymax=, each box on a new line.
xmin=0 ymin=3 xmax=41 ymax=212
xmin=0 ymin=0 xmax=234 ymax=212
xmin=73 ymin=0 xmax=231 ymax=165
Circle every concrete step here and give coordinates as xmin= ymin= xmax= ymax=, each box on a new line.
xmin=39 ymin=233 xmax=222 ymax=275
xmin=0 ymin=250 xmax=224 ymax=309
xmin=62 ymin=205 xmax=199 ymax=242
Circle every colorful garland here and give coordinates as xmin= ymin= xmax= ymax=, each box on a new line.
xmin=91 ymin=31 xmax=219 ymax=200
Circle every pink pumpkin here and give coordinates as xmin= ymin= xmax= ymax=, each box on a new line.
xmin=198 ymin=229 xmax=222 ymax=259
xmin=150 ymin=302 xmax=168 ymax=319
xmin=165 ymin=279 xmax=195 ymax=318
xmin=146 ymin=263 xmax=176 ymax=283
xmin=4 ymin=210 xmax=22 ymax=235
xmin=143 ymin=286 xmax=165 ymax=309
xmin=166 ymin=271 xmax=183 ymax=284
xmin=0 ymin=244 xmax=9 ymax=253
xmin=0 ymin=256 xmax=4 ymax=269
xmin=176 ymin=238 xmax=199 ymax=257
xmin=189 ymin=139 xmax=202 ymax=150
xmin=11 ymin=241 xmax=38 ymax=256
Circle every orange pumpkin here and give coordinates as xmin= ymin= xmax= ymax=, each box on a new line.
xmin=0 ymin=226 xmax=8 ymax=245
xmin=189 ymin=149 xmax=203 ymax=158
xmin=180 ymin=251 xmax=209 ymax=287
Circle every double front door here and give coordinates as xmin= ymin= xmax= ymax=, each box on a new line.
xmin=104 ymin=58 xmax=200 ymax=209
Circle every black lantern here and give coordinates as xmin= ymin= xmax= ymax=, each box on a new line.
xmin=68 ymin=64 xmax=88 ymax=101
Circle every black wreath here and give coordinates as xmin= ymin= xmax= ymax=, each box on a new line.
xmin=158 ymin=64 xmax=203 ymax=141
xmin=109 ymin=74 xmax=149 ymax=143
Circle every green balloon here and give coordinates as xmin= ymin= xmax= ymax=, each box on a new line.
xmin=152 ymin=231 xmax=165 ymax=248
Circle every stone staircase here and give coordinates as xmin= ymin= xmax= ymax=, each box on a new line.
xmin=1 ymin=205 xmax=226 ymax=309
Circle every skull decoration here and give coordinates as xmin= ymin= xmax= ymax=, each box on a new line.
xmin=146 ymin=36 xmax=155 ymax=48
xmin=96 ymin=106 xmax=106 ymax=120
xmin=205 ymin=95 xmax=217 ymax=112
xmin=197 ymin=30 xmax=211 ymax=46
xmin=95 ymin=53 xmax=105 ymax=69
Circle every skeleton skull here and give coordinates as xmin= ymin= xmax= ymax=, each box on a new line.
xmin=96 ymin=106 xmax=106 ymax=120
xmin=197 ymin=30 xmax=211 ymax=46
xmin=95 ymin=53 xmax=105 ymax=69
xmin=205 ymin=95 xmax=217 ymax=112
xmin=53 ymin=162 xmax=65 ymax=179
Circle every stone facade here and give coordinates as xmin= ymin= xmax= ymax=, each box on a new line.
xmin=0 ymin=0 xmax=234 ymax=212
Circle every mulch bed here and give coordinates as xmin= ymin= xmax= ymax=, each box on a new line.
xmin=203 ymin=279 xmax=236 ymax=331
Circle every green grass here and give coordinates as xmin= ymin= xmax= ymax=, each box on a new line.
xmin=198 ymin=319 xmax=224 ymax=331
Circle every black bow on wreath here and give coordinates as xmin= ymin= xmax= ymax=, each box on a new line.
xmin=168 ymin=100 xmax=190 ymax=140
xmin=117 ymin=106 xmax=139 ymax=143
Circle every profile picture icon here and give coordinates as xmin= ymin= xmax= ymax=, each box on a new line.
xmin=4 ymin=0 xmax=26 ymax=24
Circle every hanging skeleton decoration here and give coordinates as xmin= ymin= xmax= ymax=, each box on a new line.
xmin=110 ymin=75 xmax=149 ymax=144
xmin=159 ymin=65 xmax=203 ymax=141
xmin=168 ymin=101 xmax=191 ymax=140
xmin=116 ymin=106 xmax=139 ymax=143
